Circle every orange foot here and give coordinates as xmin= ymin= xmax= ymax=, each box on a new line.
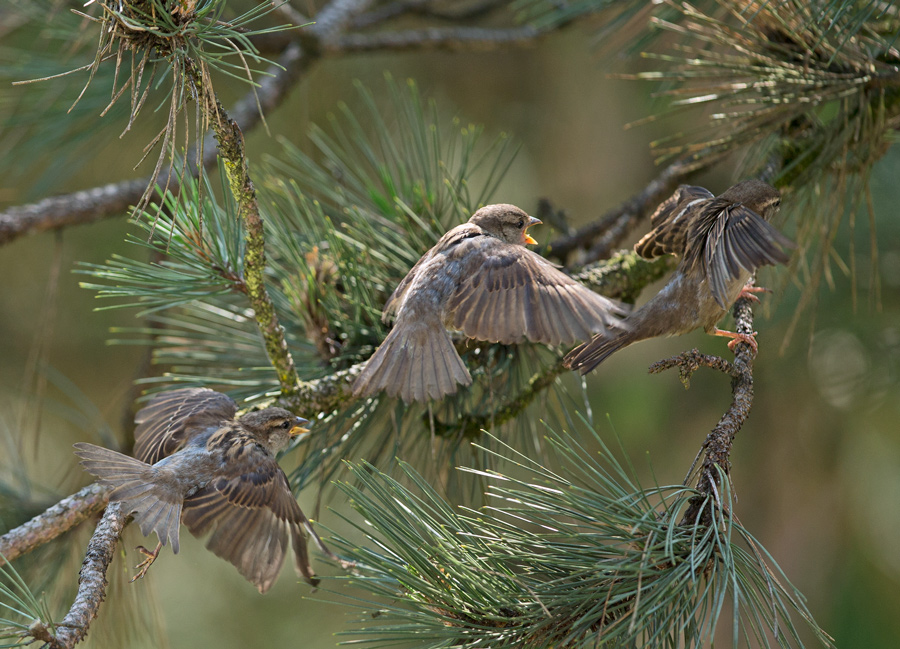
xmin=738 ymin=283 xmax=772 ymax=303
xmin=130 ymin=542 xmax=162 ymax=583
xmin=712 ymin=327 xmax=758 ymax=354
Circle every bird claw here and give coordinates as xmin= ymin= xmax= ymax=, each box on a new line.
xmin=130 ymin=542 xmax=162 ymax=583
xmin=738 ymin=283 xmax=771 ymax=302
xmin=712 ymin=328 xmax=758 ymax=354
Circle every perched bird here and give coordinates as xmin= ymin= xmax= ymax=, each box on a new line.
xmin=353 ymin=204 xmax=628 ymax=402
xmin=565 ymin=180 xmax=793 ymax=374
xmin=74 ymin=388 xmax=337 ymax=593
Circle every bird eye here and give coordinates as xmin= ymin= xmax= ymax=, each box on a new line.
xmin=280 ymin=420 xmax=291 ymax=429
xmin=517 ymin=219 xmax=525 ymax=229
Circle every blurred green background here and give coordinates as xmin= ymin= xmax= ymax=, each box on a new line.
xmin=1 ymin=7 xmax=899 ymax=649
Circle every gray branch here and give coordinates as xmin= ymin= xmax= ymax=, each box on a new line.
xmin=546 ymin=156 xmax=707 ymax=265
xmin=0 ymin=0 xmax=574 ymax=247
xmin=50 ymin=503 xmax=128 ymax=649
xmin=648 ymin=295 xmax=758 ymax=527
xmin=0 ymin=483 xmax=110 ymax=566
xmin=329 ymin=25 xmax=540 ymax=52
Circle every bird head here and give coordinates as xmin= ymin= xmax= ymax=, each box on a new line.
xmin=720 ymin=180 xmax=781 ymax=221
xmin=468 ymin=204 xmax=542 ymax=246
xmin=239 ymin=408 xmax=310 ymax=454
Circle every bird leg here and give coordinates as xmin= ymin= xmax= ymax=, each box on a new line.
xmin=712 ymin=328 xmax=758 ymax=354
xmin=737 ymin=282 xmax=771 ymax=303
xmin=130 ymin=542 xmax=162 ymax=582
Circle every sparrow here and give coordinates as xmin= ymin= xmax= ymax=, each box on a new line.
xmin=74 ymin=387 xmax=337 ymax=593
xmin=353 ymin=204 xmax=628 ymax=402
xmin=565 ymin=180 xmax=793 ymax=374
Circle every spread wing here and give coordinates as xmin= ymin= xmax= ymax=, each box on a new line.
xmin=382 ymin=224 xmax=477 ymax=322
xmin=690 ymin=200 xmax=795 ymax=309
xmin=134 ymin=388 xmax=237 ymax=465
xmin=181 ymin=430 xmax=317 ymax=593
xmin=634 ymin=185 xmax=714 ymax=259
xmin=446 ymin=241 xmax=627 ymax=346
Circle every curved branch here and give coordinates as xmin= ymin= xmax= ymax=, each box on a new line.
xmin=0 ymin=181 xmax=147 ymax=246
xmin=50 ymin=503 xmax=128 ymax=649
xmin=649 ymin=295 xmax=758 ymax=527
xmin=0 ymin=0 xmax=370 ymax=247
xmin=0 ymin=0 xmax=587 ymax=247
xmin=0 ymin=483 xmax=110 ymax=566
xmin=351 ymin=0 xmax=506 ymax=28
xmin=547 ymin=155 xmax=714 ymax=266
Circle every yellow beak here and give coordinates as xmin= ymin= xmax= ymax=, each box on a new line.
xmin=524 ymin=216 xmax=542 ymax=245
xmin=289 ymin=417 xmax=310 ymax=437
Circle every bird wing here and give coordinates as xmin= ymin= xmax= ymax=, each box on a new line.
xmin=383 ymin=248 xmax=436 ymax=322
xmin=691 ymin=199 xmax=795 ymax=309
xmin=634 ymin=185 xmax=714 ymax=259
xmin=382 ymin=224 xmax=480 ymax=321
xmin=180 ymin=429 xmax=316 ymax=593
xmin=134 ymin=388 xmax=238 ymax=465
xmin=446 ymin=240 xmax=627 ymax=346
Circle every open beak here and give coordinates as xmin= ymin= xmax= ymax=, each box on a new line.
xmin=289 ymin=417 xmax=310 ymax=437
xmin=524 ymin=216 xmax=542 ymax=245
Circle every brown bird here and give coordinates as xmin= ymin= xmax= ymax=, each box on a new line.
xmin=353 ymin=204 xmax=628 ymax=402
xmin=74 ymin=388 xmax=337 ymax=593
xmin=565 ymin=180 xmax=793 ymax=374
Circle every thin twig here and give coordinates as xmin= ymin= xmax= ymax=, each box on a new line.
xmin=649 ymin=296 xmax=758 ymax=527
xmin=0 ymin=483 xmax=110 ymax=567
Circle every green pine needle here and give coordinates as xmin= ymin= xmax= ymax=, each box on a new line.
xmin=328 ymin=424 xmax=834 ymax=648
xmin=0 ymin=552 xmax=55 ymax=648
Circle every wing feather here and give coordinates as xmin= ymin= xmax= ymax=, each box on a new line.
xmin=635 ymin=185 xmax=715 ymax=259
xmin=447 ymin=243 xmax=626 ymax=347
xmin=697 ymin=203 xmax=794 ymax=308
xmin=134 ymin=388 xmax=237 ymax=465
xmin=181 ymin=433 xmax=318 ymax=592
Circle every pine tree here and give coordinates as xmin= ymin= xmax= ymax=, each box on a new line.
xmin=1 ymin=1 xmax=898 ymax=647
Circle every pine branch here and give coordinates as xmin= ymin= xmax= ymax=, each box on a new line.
xmin=649 ymin=293 xmax=758 ymax=527
xmin=182 ymin=59 xmax=300 ymax=399
xmin=0 ymin=180 xmax=148 ymax=246
xmin=0 ymin=0 xmax=597 ymax=248
xmin=330 ymin=416 xmax=834 ymax=648
xmin=290 ymin=364 xmax=363 ymax=416
xmin=329 ymin=24 xmax=541 ymax=51
xmin=545 ymin=155 xmax=708 ymax=265
xmin=48 ymin=503 xmax=128 ymax=649
xmin=572 ymin=249 xmax=675 ymax=303
xmin=0 ymin=484 xmax=110 ymax=568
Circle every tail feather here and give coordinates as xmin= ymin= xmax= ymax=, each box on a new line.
xmin=290 ymin=524 xmax=318 ymax=587
xmin=564 ymin=331 xmax=636 ymax=375
xmin=73 ymin=443 xmax=183 ymax=552
xmin=353 ymin=323 xmax=471 ymax=403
